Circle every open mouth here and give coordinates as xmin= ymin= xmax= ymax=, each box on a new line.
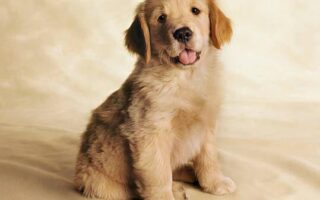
xmin=171 ymin=49 xmax=201 ymax=66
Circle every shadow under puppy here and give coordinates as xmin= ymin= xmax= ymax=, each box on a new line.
xmin=75 ymin=0 xmax=235 ymax=199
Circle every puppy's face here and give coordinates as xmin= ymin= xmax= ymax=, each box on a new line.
xmin=126 ymin=0 xmax=232 ymax=68
xmin=147 ymin=0 xmax=210 ymax=66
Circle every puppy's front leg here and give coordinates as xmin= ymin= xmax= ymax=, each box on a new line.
xmin=129 ymin=133 xmax=175 ymax=200
xmin=193 ymin=131 xmax=236 ymax=195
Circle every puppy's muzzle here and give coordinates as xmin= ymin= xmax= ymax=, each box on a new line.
xmin=173 ymin=27 xmax=193 ymax=43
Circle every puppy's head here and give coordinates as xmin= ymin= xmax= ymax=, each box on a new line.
xmin=125 ymin=0 xmax=232 ymax=67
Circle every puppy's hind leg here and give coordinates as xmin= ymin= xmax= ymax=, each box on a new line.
xmin=75 ymin=166 xmax=134 ymax=200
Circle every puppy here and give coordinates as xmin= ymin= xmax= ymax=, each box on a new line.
xmin=74 ymin=0 xmax=236 ymax=199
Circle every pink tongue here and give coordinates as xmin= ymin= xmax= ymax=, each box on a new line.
xmin=178 ymin=50 xmax=197 ymax=65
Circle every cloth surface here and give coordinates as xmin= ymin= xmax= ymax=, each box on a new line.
xmin=0 ymin=0 xmax=319 ymax=199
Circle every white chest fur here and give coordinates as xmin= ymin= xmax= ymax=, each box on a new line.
xmin=168 ymin=66 xmax=219 ymax=169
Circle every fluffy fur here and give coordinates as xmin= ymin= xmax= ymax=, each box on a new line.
xmin=74 ymin=0 xmax=235 ymax=199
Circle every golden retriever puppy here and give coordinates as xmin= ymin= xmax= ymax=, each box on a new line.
xmin=74 ymin=0 xmax=235 ymax=199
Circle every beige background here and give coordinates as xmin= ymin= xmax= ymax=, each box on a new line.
xmin=0 ymin=0 xmax=320 ymax=199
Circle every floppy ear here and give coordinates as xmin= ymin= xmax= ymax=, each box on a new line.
xmin=209 ymin=1 xmax=233 ymax=49
xmin=125 ymin=5 xmax=151 ymax=63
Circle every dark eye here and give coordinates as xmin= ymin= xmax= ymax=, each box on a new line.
xmin=191 ymin=7 xmax=201 ymax=15
xmin=158 ymin=14 xmax=167 ymax=23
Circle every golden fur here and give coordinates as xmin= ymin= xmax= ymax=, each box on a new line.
xmin=74 ymin=0 xmax=235 ymax=199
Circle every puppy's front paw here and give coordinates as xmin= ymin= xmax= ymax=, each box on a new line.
xmin=203 ymin=175 xmax=236 ymax=195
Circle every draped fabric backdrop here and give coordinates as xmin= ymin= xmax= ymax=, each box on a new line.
xmin=0 ymin=0 xmax=319 ymax=199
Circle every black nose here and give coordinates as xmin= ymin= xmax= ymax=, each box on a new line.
xmin=173 ymin=27 xmax=193 ymax=43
